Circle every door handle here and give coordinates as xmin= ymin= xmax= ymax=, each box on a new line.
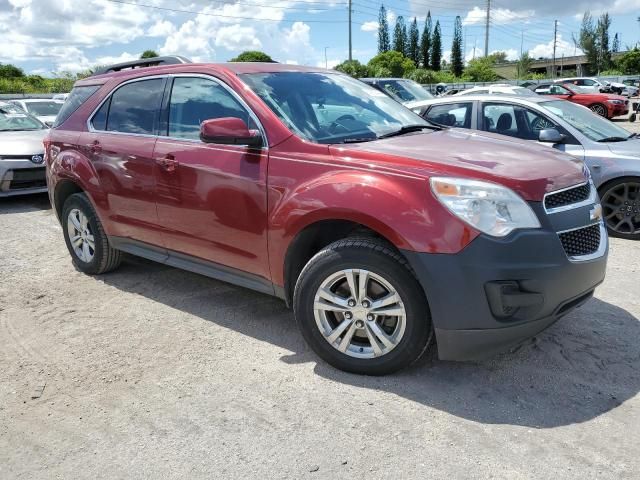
xmin=156 ymin=155 xmax=178 ymax=172
xmin=86 ymin=140 xmax=101 ymax=154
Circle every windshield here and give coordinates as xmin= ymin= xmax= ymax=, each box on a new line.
xmin=24 ymin=101 xmax=62 ymax=116
xmin=541 ymin=100 xmax=632 ymax=142
xmin=0 ymin=102 xmax=25 ymax=114
xmin=240 ymin=72 xmax=431 ymax=144
xmin=0 ymin=111 xmax=47 ymax=131
xmin=378 ymin=79 xmax=433 ymax=103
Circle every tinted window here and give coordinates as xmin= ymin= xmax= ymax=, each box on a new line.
xmin=425 ymin=103 xmax=472 ymax=128
xmin=168 ymin=77 xmax=253 ymax=140
xmin=53 ymin=85 xmax=100 ymax=128
xmin=92 ymin=98 xmax=110 ymax=130
xmin=107 ymin=79 xmax=164 ymax=135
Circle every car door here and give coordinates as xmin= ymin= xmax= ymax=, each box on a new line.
xmin=80 ymin=77 xmax=165 ymax=247
xmin=152 ymin=75 xmax=270 ymax=279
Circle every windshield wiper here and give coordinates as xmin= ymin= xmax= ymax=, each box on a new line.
xmin=338 ymin=137 xmax=376 ymax=144
xmin=596 ymin=136 xmax=629 ymax=143
xmin=377 ymin=124 xmax=441 ymax=140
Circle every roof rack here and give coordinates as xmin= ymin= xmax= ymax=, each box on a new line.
xmin=92 ymin=56 xmax=192 ymax=76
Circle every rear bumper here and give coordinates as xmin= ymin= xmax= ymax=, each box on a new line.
xmin=0 ymin=159 xmax=47 ymax=197
xmin=403 ymin=221 xmax=607 ymax=361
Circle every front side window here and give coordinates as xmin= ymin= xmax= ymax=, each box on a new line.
xmin=240 ymin=72 xmax=430 ymax=144
xmin=425 ymin=102 xmax=472 ymax=128
xmin=104 ymin=78 xmax=164 ymax=135
xmin=482 ymin=103 xmax=558 ymax=140
xmin=168 ymin=77 xmax=254 ymax=140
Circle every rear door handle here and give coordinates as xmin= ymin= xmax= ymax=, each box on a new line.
xmin=156 ymin=155 xmax=178 ymax=172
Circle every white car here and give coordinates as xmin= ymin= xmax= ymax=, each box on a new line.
xmin=9 ymin=99 xmax=64 ymax=127
xmin=455 ymin=84 xmax=537 ymax=97
xmin=555 ymin=77 xmax=604 ymax=93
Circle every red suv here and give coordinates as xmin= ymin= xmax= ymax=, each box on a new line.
xmin=46 ymin=59 xmax=608 ymax=375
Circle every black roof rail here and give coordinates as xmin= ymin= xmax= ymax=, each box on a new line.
xmin=92 ymin=56 xmax=192 ymax=76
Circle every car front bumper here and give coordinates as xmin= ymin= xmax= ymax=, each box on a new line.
xmin=403 ymin=203 xmax=608 ymax=361
xmin=0 ymin=159 xmax=47 ymax=197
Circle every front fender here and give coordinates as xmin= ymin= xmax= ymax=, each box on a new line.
xmin=268 ymin=168 xmax=476 ymax=286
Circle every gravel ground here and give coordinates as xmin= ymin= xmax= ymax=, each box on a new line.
xmin=1 ymin=131 xmax=640 ymax=478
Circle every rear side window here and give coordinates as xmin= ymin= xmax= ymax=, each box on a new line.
xmin=425 ymin=102 xmax=472 ymax=128
xmin=103 ymin=79 xmax=164 ymax=135
xmin=53 ymin=85 xmax=100 ymax=128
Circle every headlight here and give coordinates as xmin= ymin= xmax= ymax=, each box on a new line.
xmin=430 ymin=177 xmax=541 ymax=237
xmin=607 ymin=99 xmax=624 ymax=105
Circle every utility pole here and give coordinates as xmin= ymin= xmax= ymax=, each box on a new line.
xmin=552 ymin=20 xmax=558 ymax=78
xmin=484 ymin=0 xmax=490 ymax=57
xmin=348 ymin=0 xmax=352 ymax=61
xmin=324 ymin=47 xmax=329 ymax=69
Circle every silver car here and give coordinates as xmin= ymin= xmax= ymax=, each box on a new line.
xmin=9 ymin=99 xmax=63 ymax=127
xmin=419 ymin=95 xmax=640 ymax=239
xmin=0 ymin=104 xmax=49 ymax=197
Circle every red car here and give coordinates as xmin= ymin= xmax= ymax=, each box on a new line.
xmin=534 ymin=83 xmax=628 ymax=118
xmin=45 ymin=58 xmax=607 ymax=375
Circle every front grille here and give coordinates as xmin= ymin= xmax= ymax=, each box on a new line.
xmin=545 ymin=183 xmax=591 ymax=210
xmin=559 ymin=223 xmax=601 ymax=257
xmin=9 ymin=168 xmax=46 ymax=190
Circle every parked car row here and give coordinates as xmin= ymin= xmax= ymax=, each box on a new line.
xmin=37 ymin=57 xmax=612 ymax=376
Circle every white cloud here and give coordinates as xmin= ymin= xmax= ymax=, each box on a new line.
xmin=463 ymin=6 xmax=534 ymax=26
xmin=492 ymin=48 xmax=519 ymax=61
xmin=361 ymin=21 xmax=378 ymax=32
xmin=147 ymin=20 xmax=175 ymax=37
xmin=215 ymin=25 xmax=262 ymax=51
xmin=529 ymin=35 xmax=582 ymax=59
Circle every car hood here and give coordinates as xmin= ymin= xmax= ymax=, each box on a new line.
xmin=0 ymin=129 xmax=48 ymax=155
xmin=330 ymin=129 xmax=586 ymax=201
xmin=605 ymin=138 xmax=640 ymax=157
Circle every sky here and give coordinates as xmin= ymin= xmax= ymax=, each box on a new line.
xmin=0 ymin=0 xmax=639 ymax=75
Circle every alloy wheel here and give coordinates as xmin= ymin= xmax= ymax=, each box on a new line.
xmin=313 ymin=269 xmax=406 ymax=359
xmin=601 ymin=182 xmax=640 ymax=235
xmin=67 ymin=208 xmax=95 ymax=263
xmin=590 ymin=104 xmax=607 ymax=117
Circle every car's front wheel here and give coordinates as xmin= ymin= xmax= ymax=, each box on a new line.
xmin=62 ymin=193 xmax=122 ymax=274
xmin=589 ymin=103 xmax=608 ymax=118
xmin=600 ymin=178 xmax=640 ymax=240
xmin=293 ymin=238 xmax=432 ymax=375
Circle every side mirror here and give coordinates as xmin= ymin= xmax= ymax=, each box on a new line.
xmin=200 ymin=117 xmax=263 ymax=148
xmin=538 ymin=128 xmax=565 ymax=144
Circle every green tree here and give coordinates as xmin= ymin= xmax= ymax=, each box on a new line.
xmin=516 ymin=52 xmax=533 ymax=79
xmin=431 ymin=21 xmax=442 ymax=71
xmin=617 ymin=48 xmax=640 ymax=74
xmin=0 ymin=63 xmax=25 ymax=78
xmin=393 ymin=16 xmax=407 ymax=55
xmin=450 ymin=16 xmax=464 ymax=77
xmin=489 ymin=51 xmax=508 ymax=63
xmin=140 ymin=50 xmax=159 ymax=59
xmin=612 ymin=33 xmax=620 ymax=53
xmin=596 ymin=13 xmax=612 ymax=71
xmin=378 ymin=5 xmax=390 ymax=53
xmin=229 ymin=51 xmax=275 ymax=62
xmin=420 ymin=11 xmax=432 ymax=69
xmin=408 ymin=18 xmax=420 ymax=65
xmin=367 ymin=50 xmax=415 ymax=77
xmin=579 ymin=12 xmax=598 ymax=73
xmin=464 ymin=57 xmax=499 ymax=82
xmin=334 ymin=59 xmax=369 ymax=78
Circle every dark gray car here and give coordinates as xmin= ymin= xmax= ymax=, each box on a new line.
xmin=419 ymin=95 xmax=640 ymax=239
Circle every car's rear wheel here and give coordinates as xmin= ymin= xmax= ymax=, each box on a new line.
xmin=589 ymin=103 xmax=608 ymax=118
xmin=600 ymin=178 xmax=640 ymax=240
xmin=293 ymin=238 xmax=432 ymax=375
xmin=62 ymin=193 xmax=122 ymax=274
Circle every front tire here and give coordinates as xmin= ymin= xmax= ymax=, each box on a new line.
xmin=61 ymin=193 xmax=122 ymax=274
xmin=599 ymin=178 xmax=640 ymax=240
xmin=293 ymin=238 xmax=432 ymax=375
xmin=589 ymin=103 xmax=608 ymax=118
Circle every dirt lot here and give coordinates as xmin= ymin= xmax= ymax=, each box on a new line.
xmin=1 ymin=129 xmax=640 ymax=479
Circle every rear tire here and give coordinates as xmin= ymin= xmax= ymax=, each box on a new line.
xmin=293 ymin=238 xmax=432 ymax=375
xmin=61 ymin=193 xmax=122 ymax=274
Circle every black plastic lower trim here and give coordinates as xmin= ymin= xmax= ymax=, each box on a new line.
xmin=109 ymin=236 xmax=277 ymax=297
